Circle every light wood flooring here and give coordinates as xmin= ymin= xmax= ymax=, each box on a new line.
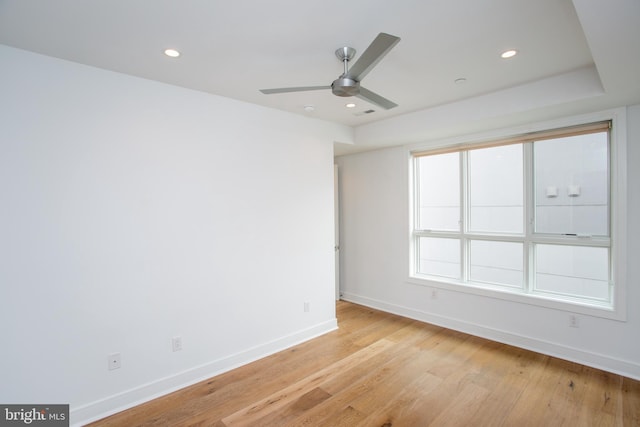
xmin=89 ymin=301 xmax=640 ymax=426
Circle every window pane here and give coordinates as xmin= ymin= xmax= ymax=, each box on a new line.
xmin=469 ymin=240 xmax=523 ymax=289
xmin=416 ymin=153 xmax=459 ymax=231
xmin=534 ymin=244 xmax=609 ymax=301
xmin=417 ymin=237 xmax=460 ymax=279
xmin=468 ymin=145 xmax=523 ymax=233
xmin=534 ymin=132 xmax=609 ymax=236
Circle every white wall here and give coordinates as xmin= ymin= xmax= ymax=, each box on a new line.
xmin=0 ymin=45 xmax=348 ymax=425
xmin=336 ymin=105 xmax=640 ymax=379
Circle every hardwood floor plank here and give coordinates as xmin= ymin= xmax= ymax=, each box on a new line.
xmin=315 ymin=405 xmax=367 ymax=427
xmin=220 ymin=338 xmax=396 ymax=426
xmin=427 ymin=381 xmax=491 ymax=427
xmin=242 ymin=386 xmax=332 ymax=427
xmin=503 ymin=356 xmax=584 ymax=426
xmin=287 ymin=342 xmax=430 ymax=424
xmin=351 ymin=370 xmax=443 ymax=427
xmin=622 ymin=377 xmax=640 ymax=425
xmin=282 ymin=322 xmax=445 ymax=426
xmin=319 ymin=321 xmax=443 ymax=396
xmin=346 ymin=346 xmax=448 ymax=414
xmin=463 ymin=345 xmax=549 ymax=426
xmin=573 ymin=368 xmax=621 ymax=426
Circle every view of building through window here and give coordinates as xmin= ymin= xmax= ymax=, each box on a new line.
xmin=412 ymin=123 xmax=612 ymax=308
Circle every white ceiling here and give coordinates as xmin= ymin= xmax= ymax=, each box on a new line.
xmin=1 ymin=0 xmax=639 ymax=155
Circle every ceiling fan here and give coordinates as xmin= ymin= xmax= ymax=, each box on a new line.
xmin=259 ymin=32 xmax=401 ymax=110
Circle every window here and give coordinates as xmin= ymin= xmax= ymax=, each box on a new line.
xmin=410 ymin=119 xmax=625 ymax=316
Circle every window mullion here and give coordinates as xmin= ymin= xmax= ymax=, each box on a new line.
xmin=412 ymin=156 xmax=420 ymax=231
xmin=412 ymin=156 xmax=421 ymax=276
xmin=461 ymin=151 xmax=469 ymax=283
xmin=523 ymin=142 xmax=534 ymax=294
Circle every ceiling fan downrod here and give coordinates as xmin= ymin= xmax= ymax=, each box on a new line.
xmin=335 ymin=46 xmax=356 ymax=75
xmin=332 ymin=47 xmax=359 ymax=97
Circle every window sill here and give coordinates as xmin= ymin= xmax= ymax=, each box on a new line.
xmin=406 ymin=274 xmax=625 ymax=321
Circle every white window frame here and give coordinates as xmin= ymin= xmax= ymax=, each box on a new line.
xmin=407 ymin=109 xmax=627 ymax=321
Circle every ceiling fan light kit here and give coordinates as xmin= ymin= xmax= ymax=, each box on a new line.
xmin=260 ymin=32 xmax=400 ymax=110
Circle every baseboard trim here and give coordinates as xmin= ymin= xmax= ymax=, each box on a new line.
xmin=341 ymin=292 xmax=640 ymax=381
xmin=72 ymin=319 xmax=338 ymax=426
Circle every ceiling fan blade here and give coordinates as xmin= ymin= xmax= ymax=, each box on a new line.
xmin=356 ymin=87 xmax=398 ymax=110
xmin=260 ymin=86 xmax=330 ymax=94
xmin=346 ymin=33 xmax=400 ymax=81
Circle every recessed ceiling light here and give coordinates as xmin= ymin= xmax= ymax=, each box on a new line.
xmin=303 ymin=105 xmax=315 ymax=112
xmin=501 ymin=49 xmax=518 ymax=59
xmin=164 ymin=48 xmax=180 ymax=58
xmin=454 ymin=78 xmax=467 ymax=85
xmin=345 ymin=103 xmax=356 ymax=108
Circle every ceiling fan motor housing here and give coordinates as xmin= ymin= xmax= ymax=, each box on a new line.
xmin=332 ymin=77 xmax=360 ymax=97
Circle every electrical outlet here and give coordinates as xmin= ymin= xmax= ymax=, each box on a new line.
xmin=304 ymin=302 xmax=310 ymax=312
xmin=172 ymin=336 xmax=182 ymax=352
xmin=108 ymin=353 xmax=121 ymax=370
xmin=569 ymin=315 xmax=579 ymax=328
xmin=431 ymin=289 xmax=438 ymax=300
